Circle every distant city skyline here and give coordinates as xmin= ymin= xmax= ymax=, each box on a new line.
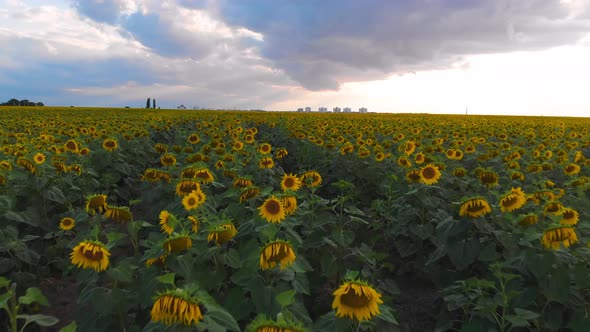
xmin=2 ymin=1 xmax=590 ymax=116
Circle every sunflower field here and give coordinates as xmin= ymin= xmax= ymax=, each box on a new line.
xmin=2 ymin=107 xmax=590 ymax=331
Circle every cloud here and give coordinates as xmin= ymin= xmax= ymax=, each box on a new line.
xmin=218 ymin=0 xmax=590 ymax=90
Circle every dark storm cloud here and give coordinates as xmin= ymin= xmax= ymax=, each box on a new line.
xmin=218 ymin=0 xmax=590 ymax=90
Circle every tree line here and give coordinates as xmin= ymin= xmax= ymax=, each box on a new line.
xmin=1 ymin=98 xmax=44 ymax=106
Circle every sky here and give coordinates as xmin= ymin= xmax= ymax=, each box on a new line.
xmin=1 ymin=0 xmax=590 ymax=116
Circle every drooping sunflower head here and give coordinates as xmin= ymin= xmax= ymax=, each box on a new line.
xmin=259 ymin=240 xmax=296 ymax=270
xmin=405 ymin=169 xmax=421 ymax=183
xmin=104 ymin=205 xmax=133 ymax=224
xmin=150 ymin=289 xmax=203 ymax=326
xmin=207 ymin=223 xmax=237 ymax=245
xmin=163 ymin=234 xmax=193 ymax=254
xmin=479 ymin=171 xmax=499 ymax=188
xmin=239 ymin=186 xmax=260 ymax=203
xmin=459 ymin=197 xmax=492 ymax=218
xmin=70 ymin=240 xmax=111 ymax=272
xmin=59 ymin=217 xmax=75 ymax=231
xmin=145 ymin=253 xmax=167 ymax=268
xmin=561 ymin=208 xmax=579 ymax=225
xmin=499 ymin=192 xmax=526 ymax=213
xmin=275 ymin=148 xmax=288 ymax=159
xmin=541 ymin=226 xmax=578 ymax=250
xmin=176 ymin=180 xmax=202 ymax=197
xmin=85 ymin=194 xmax=108 ymax=215
xmin=280 ymin=195 xmax=298 ymax=216
xmin=419 ymin=164 xmax=441 ymax=185
xmin=332 ymin=280 xmax=383 ymax=322
xmin=160 ymin=153 xmax=177 ymax=167
xmin=564 ymin=163 xmax=581 ymax=176
xmin=233 ymin=176 xmax=254 ymax=188
xmin=245 ymin=315 xmax=307 ymax=332
xmin=259 ymin=157 xmax=274 ymax=169
xmin=518 ymin=213 xmax=538 ymax=226
xmin=258 ymin=196 xmax=286 ymax=224
xmin=194 ymin=168 xmax=214 ymax=184
xmin=63 ymin=139 xmax=79 ymax=153
xmin=16 ymin=158 xmax=38 ymax=175
xmin=102 ymin=138 xmax=118 ymax=152
xmin=188 ymin=216 xmax=199 ymax=233
xmin=301 ymin=171 xmax=322 ymax=188
xmin=544 ymin=201 xmax=564 ymax=216
xmin=281 ymin=173 xmax=302 ymax=192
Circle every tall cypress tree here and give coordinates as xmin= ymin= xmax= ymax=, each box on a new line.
xmin=146 ymin=97 xmax=151 ymax=109
xmin=153 ymin=98 xmax=156 ymax=109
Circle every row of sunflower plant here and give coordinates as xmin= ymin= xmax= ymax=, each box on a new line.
xmin=2 ymin=107 xmax=590 ymax=331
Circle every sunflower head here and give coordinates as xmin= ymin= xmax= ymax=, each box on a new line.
xmin=33 ymin=152 xmax=46 ymax=164
xmin=150 ymin=289 xmax=203 ymax=326
xmin=163 ymin=234 xmax=193 ymax=254
xmin=258 ymin=196 xmax=286 ymax=224
xmin=104 ymin=205 xmax=133 ymax=224
xmin=561 ymin=208 xmax=579 ymax=225
xmin=85 ymin=194 xmax=108 ymax=215
xmin=281 ymin=173 xmax=302 ymax=192
xmin=332 ymin=279 xmax=383 ymax=321
xmin=159 ymin=210 xmax=177 ymax=235
xmin=176 ymin=180 xmax=202 ymax=197
xmin=459 ymin=197 xmax=492 ymax=218
xmin=419 ymin=164 xmax=441 ymax=185
xmin=102 ymin=138 xmax=118 ymax=152
xmin=207 ymin=223 xmax=238 ymax=245
xmin=245 ymin=315 xmax=307 ymax=332
xmin=259 ymin=240 xmax=296 ymax=270
xmin=70 ymin=240 xmax=111 ymax=272
xmin=499 ymin=192 xmax=526 ymax=213
xmin=59 ymin=217 xmax=75 ymax=231
xmin=518 ymin=213 xmax=538 ymax=226
xmin=182 ymin=189 xmax=206 ymax=211
xmin=541 ymin=226 xmax=578 ymax=250
xmin=301 ymin=171 xmax=322 ymax=188
xmin=259 ymin=157 xmax=274 ymax=169
xmin=240 ymin=186 xmax=260 ymax=203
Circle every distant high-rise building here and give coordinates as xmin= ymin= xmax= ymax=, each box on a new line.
xmin=297 ymin=108 xmax=304 ymax=112
xmin=318 ymin=107 xmax=328 ymax=113
xmin=343 ymin=107 xmax=352 ymax=113
xmin=333 ymin=107 xmax=341 ymax=113
xmin=305 ymin=107 xmax=312 ymax=112
xmin=359 ymin=107 xmax=368 ymax=113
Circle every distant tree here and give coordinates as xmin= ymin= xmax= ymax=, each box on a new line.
xmin=36 ymin=102 xmax=44 ymax=106
xmin=7 ymin=99 xmax=19 ymax=106
xmin=146 ymin=97 xmax=151 ymax=109
xmin=0 ymin=98 xmax=44 ymax=106
xmin=153 ymin=98 xmax=156 ymax=109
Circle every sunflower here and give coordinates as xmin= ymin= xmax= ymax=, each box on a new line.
xmin=161 ymin=153 xmax=177 ymax=167
xmin=564 ymin=163 xmax=581 ymax=176
xmin=518 ymin=213 xmax=538 ymax=226
xmin=419 ymin=164 xmax=441 ymax=185
xmin=332 ymin=280 xmax=383 ymax=321
xmin=544 ymin=201 xmax=564 ymax=215
xmin=16 ymin=158 xmax=38 ymax=175
xmin=182 ymin=190 xmax=206 ymax=211
xmin=281 ymin=173 xmax=302 ymax=192
xmin=194 ymin=168 xmax=214 ymax=184
xmin=301 ymin=171 xmax=322 ymax=188
xmin=163 ymin=235 xmax=192 ymax=254
xmin=374 ymin=152 xmax=386 ymax=162
xmin=541 ymin=226 xmax=578 ymax=250
xmin=207 ymin=223 xmax=237 ymax=245
xmin=33 ymin=152 xmax=46 ymax=164
xmin=233 ymin=177 xmax=253 ymax=188
xmin=239 ymin=187 xmax=260 ymax=202
xmin=142 ymin=168 xmax=162 ymax=182
xmin=70 ymin=240 xmax=110 ymax=272
xmin=479 ymin=171 xmax=499 ymax=188
xmin=150 ymin=290 xmax=203 ymax=326
xmin=397 ymin=156 xmax=412 ymax=168
xmin=146 ymin=253 xmax=167 ymax=268
xmin=188 ymin=216 xmax=199 ymax=233
xmin=414 ymin=152 xmax=425 ymax=164
xmin=63 ymin=139 xmax=79 ymax=153
xmin=561 ymin=208 xmax=579 ymax=225
xmin=405 ymin=169 xmax=421 ymax=183
xmin=104 ymin=206 xmax=133 ymax=224
xmin=232 ymin=141 xmax=244 ymax=151
xmin=259 ymin=196 xmax=286 ymax=224
xmin=79 ymin=147 xmax=90 ymax=155
xmin=176 ymin=180 xmax=202 ymax=197
xmin=259 ymin=240 xmax=296 ymax=270
xmin=258 ymin=143 xmax=272 ymax=154
xmin=159 ymin=210 xmax=176 ymax=235
xmin=102 ymin=138 xmax=118 ymax=152
xmin=453 ymin=168 xmax=466 ymax=177
xmin=499 ymin=193 xmax=526 ymax=213
xmin=187 ymin=133 xmax=200 ymax=144
xmin=259 ymin=157 xmax=274 ymax=169
xmin=275 ymin=148 xmax=288 ymax=159
xmin=154 ymin=143 xmax=168 ymax=154
xmin=0 ymin=160 xmax=12 ymax=171
xmin=0 ymin=175 xmax=5 ymax=186
xmin=280 ymin=195 xmax=298 ymax=215
xmin=85 ymin=194 xmax=108 ymax=215
xmin=459 ymin=197 xmax=492 ymax=218
xmin=69 ymin=164 xmax=82 ymax=175
xmin=245 ymin=315 xmax=307 ymax=332
xmin=59 ymin=217 xmax=75 ymax=231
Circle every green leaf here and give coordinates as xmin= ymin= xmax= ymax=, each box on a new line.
xmin=16 ymin=314 xmax=59 ymax=327
xmin=225 ymin=249 xmax=242 ymax=269
xmin=59 ymin=321 xmax=77 ymax=332
xmin=105 ymin=231 xmax=127 ymax=247
xmin=506 ymin=315 xmax=530 ymax=327
xmin=275 ymin=289 xmax=296 ymax=308
xmin=155 ymin=273 xmax=176 ymax=287
xmin=204 ymin=305 xmax=240 ymax=331
xmin=513 ymin=308 xmax=540 ymax=320
xmin=377 ymin=305 xmax=399 ymax=325
xmin=18 ymin=287 xmax=48 ymax=306
xmin=0 ymin=292 xmax=11 ymax=310
xmin=45 ymin=186 xmax=66 ymax=204
xmin=447 ymin=238 xmax=479 ymax=271
xmin=0 ymin=276 xmax=9 ymax=288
